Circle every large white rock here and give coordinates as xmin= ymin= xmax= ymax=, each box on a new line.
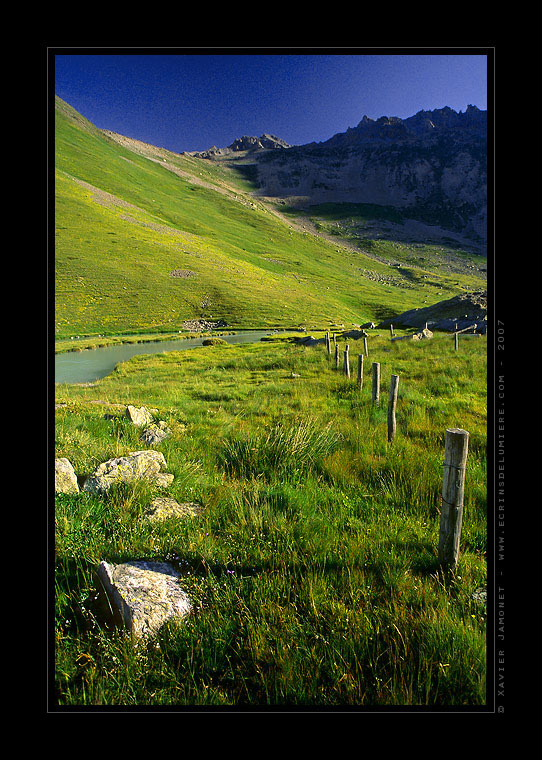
xmin=95 ymin=560 xmax=192 ymax=638
xmin=83 ymin=450 xmax=172 ymax=493
xmin=55 ymin=458 xmax=79 ymax=494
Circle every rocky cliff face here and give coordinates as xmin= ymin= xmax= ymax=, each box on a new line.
xmin=253 ymin=106 xmax=487 ymax=243
xmin=191 ymin=106 xmax=487 ymax=245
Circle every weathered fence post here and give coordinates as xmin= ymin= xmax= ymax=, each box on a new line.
xmin=390 ymin=324 xmax=394 ymax=339
xmin=454 ymin=331 xmax=459 ymax=351
xmin=343 ymin=344 xmax=350 ymax=378
xmin=363 ymin=336 xmax=368 ymax=357
xmin=438 ymin=428 xmax=469 ymax=571
xmin=387 ymin=374 xmax=399 ymax=443
xmin=335 ymin=342 xmax=340 ymax=369
xmin=372 ymin=362 xmax=380 ymax=407
xmin=357 ymin=354 xmax=364 ymax=390
xmin=326 ymin=332 xmax=331 ymax=354
xmin=333 ymin=333 xmax=336 ymax=344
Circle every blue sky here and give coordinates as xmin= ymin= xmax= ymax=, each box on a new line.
xmin=53 ymin=50 xmax=489 ymax=153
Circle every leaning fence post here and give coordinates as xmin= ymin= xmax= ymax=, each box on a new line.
xmin=335 ymin=342 xmax=340 ymax=369
xmin=357 ymin=354 xmax=364 ymax=390
xmin=387 ymin=374 xmax=399 ymax=443
xmin=372 ymin=362 xmax=380 ymax=406
xmin=343 ymin=344 xmax=350 ymax=378
xmin=363 ymin=336 xmax=368 ymax=357
xmin=438 ymin=428 xmax=469 ymax=571
xmin=390 ymin=324 xmax=394 ymax=339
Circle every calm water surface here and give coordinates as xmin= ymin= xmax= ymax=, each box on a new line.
xmin=55 ymin=331 xmax=275 ymax=384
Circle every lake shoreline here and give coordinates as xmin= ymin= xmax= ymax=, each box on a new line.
xmin=54 ymin=329 xmax=310 ymax=385
xmin=53 ymin=326 xmax=323 ymax=355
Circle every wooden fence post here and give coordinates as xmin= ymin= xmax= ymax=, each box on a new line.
xmin=326 ymin=332 xmax=331 ymax=354
xmin=454 ymin=331 xmax=459 ymax=351
xmin=363 ymin=336 xmax=368 ymax=357
xmin=357 ymin=354 xmax=364 ymax=390
xmin=343 ymin=344 xmax=350 ymax=378
xmin=372 ymin=362 xmax=380 ymax=406
xmin=438 ymin=428 xmax=469 ymax=571
xmin=390 ymin=324 xmax=394 ymax=339
xmin=335 ymin=342 xmax=340 ymax=369
xmin=387 ymin=374 xmax=399 ymax=443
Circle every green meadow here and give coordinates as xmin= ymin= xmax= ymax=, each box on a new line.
xmin=54 ymin=331 xmax=487 ymax=706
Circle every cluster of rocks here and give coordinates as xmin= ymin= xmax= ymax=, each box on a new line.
xmin=82 ymin=449 xmax=174 ymax=493
xmin=391 ymin=328 xmax=434 ymax=342
xmin=55 ymin=405 xmax=205 ymax=638
xmin=181 ymin=319 xmax=228 ymax=332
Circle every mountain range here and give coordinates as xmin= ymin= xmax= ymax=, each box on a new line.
xmin=187 ymin=105 xmax=487 ymax=246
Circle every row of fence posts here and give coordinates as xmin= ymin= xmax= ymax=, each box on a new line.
xmin=326 ymin=330 xmax=399 ymax=444
xmin=323 ymin=329 xmax=469 ymax=571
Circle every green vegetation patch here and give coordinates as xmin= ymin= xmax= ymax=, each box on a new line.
xmin=54 ymin=331 xmax=487 ymax=707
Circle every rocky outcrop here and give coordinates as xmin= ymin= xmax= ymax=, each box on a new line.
xmin=223 ymin=106 xmax=486 ymax=245
xmin=181 ymin=319 xmax=228 ymax=332
xmin=379 ymin=290 xmax=487 ymax=332
xmin=83 ymin=450 xmax=174 ymax=493
xmin=95 ymin=560 xmax=192 ymax=638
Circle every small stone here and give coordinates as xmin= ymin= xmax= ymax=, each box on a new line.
xmin=472 ymin=587 xmax=487 ymax=606
xmin=140 ymin=421 xmax=172 ymax=444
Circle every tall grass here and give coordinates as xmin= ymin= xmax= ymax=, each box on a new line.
xmin=220 ymin=417 xmax=342 ymax=481
xmin=53 ymin=333 xmax=487 ymax=708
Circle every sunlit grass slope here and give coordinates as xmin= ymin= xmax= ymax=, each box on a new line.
xmin=54 ymin=97 xmax=483 ymax=339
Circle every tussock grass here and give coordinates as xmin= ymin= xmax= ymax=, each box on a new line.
xmin=220 ymin=417 xmax=342 ymax=481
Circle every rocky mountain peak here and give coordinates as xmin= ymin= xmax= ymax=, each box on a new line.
xmin=185 ymin=133 xmax=291 ymax=158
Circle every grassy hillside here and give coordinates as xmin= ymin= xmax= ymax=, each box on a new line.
xmin=54 ymin=97 xmax=485 ymax=339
